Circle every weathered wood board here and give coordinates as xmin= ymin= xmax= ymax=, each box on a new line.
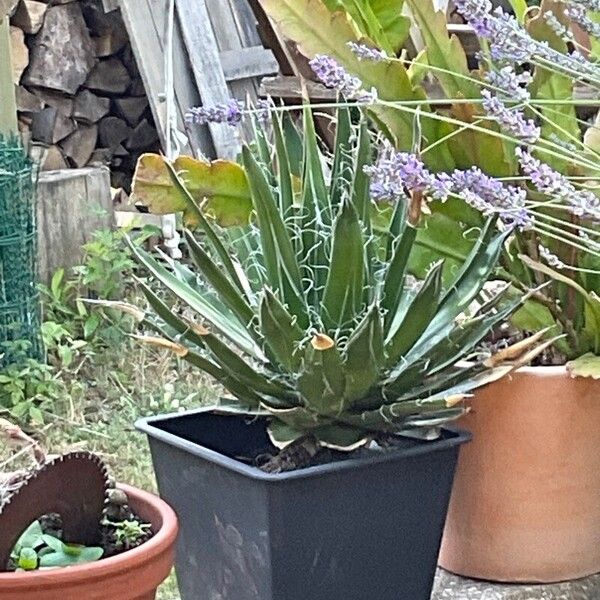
xmin=37 ymin=167 xmax=113 ymax=282
xmin=112 ymin=0 xmax=278 ymax=159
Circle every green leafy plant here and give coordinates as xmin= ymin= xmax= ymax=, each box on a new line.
xmin=0 ymin=341 xmax=61 ymax=424
xmin=10 ymin=520 xmax=103 ymax=571
xmin=122 ymin=108 xmax=548 ymax=454
xmin=255 ymin=0 xmax=600 ymax=376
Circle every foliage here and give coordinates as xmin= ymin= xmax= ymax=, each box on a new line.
xmin=10 ymin=521 xmax=103 ymax=571
xmin=256 ymin=0 xmax=600 ymax=372
xmin=0 ymin=341 xmax=61 ymax=424
xmin=103 ymin=519 xmax=152 ymax=552
xmin=125 ymin=108 xmax=548 ymax=451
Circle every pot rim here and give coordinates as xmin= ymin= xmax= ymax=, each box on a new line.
xmin=0 ymin=483 xmax=178 ymax=586
xmin=137 ymin=407 xmax=471 ymax=483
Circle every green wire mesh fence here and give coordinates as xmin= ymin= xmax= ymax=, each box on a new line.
xmin=0 ymin=137 xmax=42 ymax=364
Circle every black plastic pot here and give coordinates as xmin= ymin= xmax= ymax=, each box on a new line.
xmin=137 ymin=408 xmax=470 ymax=600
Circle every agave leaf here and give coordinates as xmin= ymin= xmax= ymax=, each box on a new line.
xmin=382 ymin=223 xmax=417 ymax=331
xmin=567 ymin=353 xmax=600 ymax=379
xmin=425 ymin=220 xmax=509 ymax=340
xmin=322 ymin=200 xmax=366 ymax=328
xmin=272 ymin=112 xmax=296 ymax=219
xmin=344 ymin=304 xmax=385 ymax=403
xmin=162 ymin=159 xmax=249 ymax=296
xmin=259 ymin=288 xmax=305 ymax=372
xmin=268 ymin=420 xmax=306 ymax=449
xmin=132 ymin=154 xmax=252 ymax=227
xmin=184 ymin=229 xmax=255 ymax=328
xmin=312 ymin=423 xmax=370 ymax=450
xmin=130 ymin=243 xmax=262 ymax=358
xmin=199 ymin=328 xmax=297 ymax=404
xmin=242 ymin=146 xmax=309 ymax=329
xmin=297 ymin=337 xmax=346 ymax=415
xmin=385 ymin=260 xmax=444 ymax=366
xmin=330 ymin=105 xmax=354 ymax=212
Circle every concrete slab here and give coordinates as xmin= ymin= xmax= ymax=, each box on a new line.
xmin=432 ymin=570 xmax=600 ymax=599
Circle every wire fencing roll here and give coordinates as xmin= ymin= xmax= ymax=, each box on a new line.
xmin=0 ymin=137 xmax=42 ymax=364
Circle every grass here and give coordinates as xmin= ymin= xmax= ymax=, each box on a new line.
xmin=1 ymin=336 xmax=220 ymax=600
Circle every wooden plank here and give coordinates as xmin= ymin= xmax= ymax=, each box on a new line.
xmin=144 ymin=0 xmax=213 ymax=158
xmin=0 ymin=18 xmax=17 ymax=136
xmin=37 ymin=168 xmax=113 ymax=283
xmin=221 ymin=46 xmax=278 ymax=81
xmin=176 ymin=0 xmax=240 ymax=159
xmin=260 ymin=75 xmax=336 ymax=102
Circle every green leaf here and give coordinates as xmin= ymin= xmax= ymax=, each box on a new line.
xmin=18 ymin=548 xmax=38 ymax=571
xmin=344 ymin=304 xmax=384 ymax=403
xmin=259 ymin=0 xmax=445 ymax=160
xmin=329 ymin=105 xmax=353 ymax=212
xmin=509 ymin=0 xmax=528 ymax=22
xmin=567 ymin=353 xmax=600 ymax=379
xmin=15 ymin=521 xmax=44 ymax=553
xmin=267 ymin=420 xmax=305 ymax=449
xmin=382 ymin=224 xmax=417 ymax=331
xmin=259 ymin=288 xmax=305 ymax=372
xmin=132 ymin=154 xmax=252 ymax=227
xmin=242 ymin=146 xmax=308 ymax=329
xmin=405 ymin=0 xmax=478 ymax=100
xmin=385 ymin=260 xmax=444 ymax=366
xmin=184 ymin=229 xmax=255 ymax=328
xmin=41 ymin=535 xmax=64 ymax=553
xmin=297 ymin=339 xmax=346 ymax=415
xmin=312 ymin=423 xmax=369 ymax=450
xmin=131 ymin=245 xmax=261 ymax=358
xmin=322 ymin=200 xmax=366 ymax=328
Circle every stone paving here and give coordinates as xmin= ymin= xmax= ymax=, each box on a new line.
xmin=432 ymin=570 xmax=600 ymax=599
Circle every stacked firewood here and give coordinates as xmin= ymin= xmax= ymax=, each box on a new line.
xmin=8 ymin=0 xmax=160 ymax=191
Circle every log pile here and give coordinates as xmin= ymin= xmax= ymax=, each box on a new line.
xmin=8 ymin=0 xmax=160 ymax=192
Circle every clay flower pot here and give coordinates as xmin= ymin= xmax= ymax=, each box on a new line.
xmin=0 ymin=484 xmax=178 ymax=600
xmin=439 ymin=366 xmax=600 ymax=583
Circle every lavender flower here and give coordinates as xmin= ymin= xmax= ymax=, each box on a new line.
xmin=485 ymin=66 xmax=531 ymax=102
xmin=309 ymin=54 xmax=376 ymax=101
xmin=347 ymin=42 xmax=387 ymax=62
xmin=186 ymin=99 xmax=244 ymax=127
xmin=255 ymin=98 xmax=272 ymax=124
xmin=539 ymin=245 xmax=567 ymax=269
xmin=543 ymin=11 xmax=574 ymax=42
xmin=455 ymin=0 xmax=600 ymax=83
xmin=565 ymin=3 xmax=600 ymax=39
xmin=366 ymin=143 xmax=533 ymax=229
xmin=364 ymin=142 xmax=433 ymax=202
xmin=517 ymin=148 xmax=600 ymax=219
xmin=482 ymin=90 xmax=540 ymax=144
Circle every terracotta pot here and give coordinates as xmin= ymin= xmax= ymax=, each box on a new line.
xmin=0 ymin=484 xmax=178 ymax=600
xmin=439 ymin=366 xmax=600 ymax=583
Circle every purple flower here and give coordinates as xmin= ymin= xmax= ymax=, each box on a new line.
xmin=364 ymin=142 xmax=433 ymax=202
xmin=309 ymin=54 xmax=375 ymax=100
xmin=255 ymin=98 xmax=272 ymax=124
xmin=347 ymin=42 xmax=387 ymax=62
xmin=455 ymin=0 xmax=600 ymax=83
xmin=481 ymin=90 xmax=540 ymax=143
xmin=517 ymin=148 xmax=600 ymax=219
xmin=485 ymin=66 xmax=531 ymax=102
xmin=565 ymin=4 xmax=600 ymax=39
xmin=186 ymin=99 xmax=244 ymax=127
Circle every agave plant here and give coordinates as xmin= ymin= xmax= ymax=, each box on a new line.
xmin=125 ymin=107 xmax=549 ymax=452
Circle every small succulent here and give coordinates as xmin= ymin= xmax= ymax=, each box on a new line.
xmin=127 ymin=107 xmax=550 ymax=452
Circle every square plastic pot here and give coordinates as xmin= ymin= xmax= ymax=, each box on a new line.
xmin=137 ymin=408 xmax=470 ymax=600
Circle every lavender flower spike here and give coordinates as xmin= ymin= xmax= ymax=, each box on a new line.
xmin=485 ymin=66 xmax=531 ymax=102
xmin=481 ymin=90 xmax=540 ymax=144
xmin=347 ymin=42 xmax=387 ymax=62
xmin=186 ymin=98 xmax=244 ymax=127
xmin=309 ymin=54 xmax=375 ymax=100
